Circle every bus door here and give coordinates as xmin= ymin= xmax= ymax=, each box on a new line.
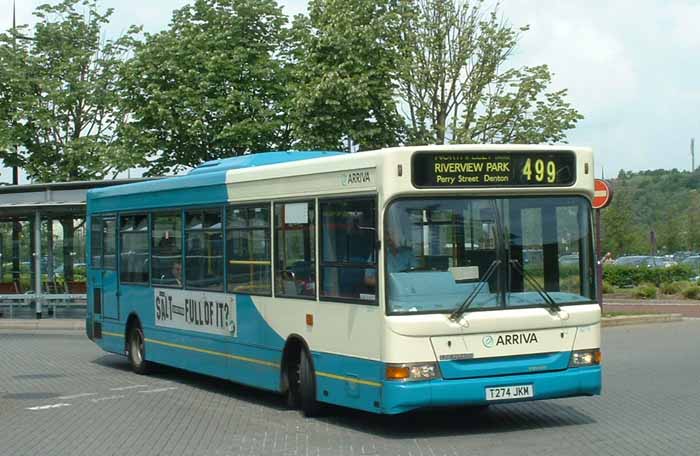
xmin=89 ymin=216 xmax=104 ymax=322
xmin=101 ymin=216 xmax=120 ymax=320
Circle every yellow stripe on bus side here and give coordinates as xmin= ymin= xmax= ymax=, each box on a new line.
xmin=316 ymin=371 xmax=382 ymax=388
xmin=103 ymin=331 xmax=381 ymax=388
xmin=144 ymin=337 xmax=279 ymax=368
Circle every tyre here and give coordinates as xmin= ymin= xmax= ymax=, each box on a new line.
xmin=298 ymin=349 xmax=320 ymax=417
xmin=286 ymin=358 xmax=300 ymax=409
xmin=127 ymin=324 xmax=150 ymax=375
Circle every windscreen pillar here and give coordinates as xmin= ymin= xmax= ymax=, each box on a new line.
xmin=542 ymin=205 xmax=560 ymax=291
xmin=508 ymin=202 xmax=524 ymax=292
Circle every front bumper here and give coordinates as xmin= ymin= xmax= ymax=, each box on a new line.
xmin=381 ymin=365 xmax=601 ymax=414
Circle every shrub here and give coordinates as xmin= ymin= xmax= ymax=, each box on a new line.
xmin=676 ymin=280 xmax=692 ymax=290
xmin=683 ymin=286 xmax=700 ymax=299
xmin=633 ymin=284 xmax=657 ymax=299
xmin=603 ymin=264 xmax=693 ymax=288
xmin=601 ymin=281 xmax=614 ymax=294
xmin=660 ymin=282 xmax=682 ymax=295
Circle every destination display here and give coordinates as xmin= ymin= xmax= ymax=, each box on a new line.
xmin=412 ymin=152 xmax=576 ymax=188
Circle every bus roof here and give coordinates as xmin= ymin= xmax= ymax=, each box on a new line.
xmin=87 ymin=145 xmax=592 ymax=208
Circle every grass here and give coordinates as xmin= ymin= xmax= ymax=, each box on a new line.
xmin=603 ymin=311 xmax=662 ymax=317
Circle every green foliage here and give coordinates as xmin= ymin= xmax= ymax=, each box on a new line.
xmin=603 ymin=264 xmax=693 ymax=287
xmin=119 ymin=0 xmax=291 ymax=175
xmin=3 ymin=0 xmax=583 ymax=179
xmin=0 ymin=0 xmax=140 ymax=182
xmin=682 ymin=286 xmax=700 ymax=299
xmin=660 ymin=282 xmax=682 ymax=295
xmin=289 ymin=0 xmax=405 ymax=150
xmin=602 ymin=170 xmax=700 ymax=256
xmin=394 ymin=0 xmax=582 ymax=145
xmin=633 ymin=283 xmax=657 ymax=300
xmin=601 ymin=281 xmax=614 ymax=294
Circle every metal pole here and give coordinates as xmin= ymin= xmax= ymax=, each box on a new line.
xmin=692 ymin=138 xmax=696 ymax=172
xmin=595 ymin=208 xmax=602 ymax=306
xmin=34 ymin=210 xmax=42 ymax=319
xmin=12 ymin=1 xmax=19 ymax=185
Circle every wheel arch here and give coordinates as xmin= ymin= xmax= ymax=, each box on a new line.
xmin=280 ymin=334 xmax=314 ymax=393
xmin=124 ymin=312 xmax=142 ymax=353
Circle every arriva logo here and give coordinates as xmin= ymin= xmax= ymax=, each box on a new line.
xmin=483 ymin=332 xmax=538 ymax=348
xmin=482 ymin=335 xmax=495 ymax=348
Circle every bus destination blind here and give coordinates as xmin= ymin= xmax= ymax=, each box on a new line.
xmin=412 ymin=152 xmax=576 ymax=188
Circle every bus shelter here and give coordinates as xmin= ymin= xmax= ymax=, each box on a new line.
xmin=0 ymin=179 xmax=148 ymax=319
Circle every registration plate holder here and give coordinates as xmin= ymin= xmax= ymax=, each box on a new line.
xmin=485 ymin=384 xmax=534 ymax=401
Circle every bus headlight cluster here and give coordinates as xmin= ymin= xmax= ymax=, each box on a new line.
xmin=569 ymin=349 xmax=602 ymax=367
xmin=385 ymin=362 xmax=440 ymax=381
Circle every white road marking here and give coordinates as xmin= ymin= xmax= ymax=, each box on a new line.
xmin=57 ymin=393 xmax=98 ymax=400
xmin=137 ymin=387 xmax=177 ymax=394
xmin=109 ymin=384 xmax=149 ymax=391
xmin=26 ymin=403 xmax=71 ymax=411
xmin=90 ymin=395 xmax=125 ymax=403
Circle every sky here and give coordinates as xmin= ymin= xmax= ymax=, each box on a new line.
xmin=2 ymin=0 xmax=699 ymax=183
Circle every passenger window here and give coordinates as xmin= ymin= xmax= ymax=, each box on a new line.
xmin=274 ymin=201 xmax=315 ymax=298
xmin=90 ymin=216 xmax=103 ymax=268
xmin=103 ymin=217 xmax=117 ymax=270
xmin=227 ymin=204 xmax=271 ymax=295
xmin=119 ymin=214 xmax=149 ymax=284
xmin=151 ymin=212 xmax=182 ymax=287
xmin=185 ymin=208 xmax=223 ymax=290
xmin=320 ymin=198 xmax=377 ymax=302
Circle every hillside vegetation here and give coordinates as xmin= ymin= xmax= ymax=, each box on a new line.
xmin=602 ymin=168 xmax=700 ymax=256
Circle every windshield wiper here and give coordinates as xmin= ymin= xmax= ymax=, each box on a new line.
xmin=450 ymin=259 xmax=501 ymax=321
xmin=508 ymin=259 xmax=560 ymax=312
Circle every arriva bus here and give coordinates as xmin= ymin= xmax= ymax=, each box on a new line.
xmin=86 ymin=145 xmax=601 ymax=416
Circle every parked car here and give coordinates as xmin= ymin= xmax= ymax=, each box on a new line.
xmin=558 ymin=254 xmax=579 ymax=265
xmin=613 ymin=255 xmax=671 ymax=268
xmin=614 ymin=256 xmax=651 ymax=267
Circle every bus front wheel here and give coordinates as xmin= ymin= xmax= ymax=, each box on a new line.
xmin=298 ymin=349 xmax=319 ymax=417
xmin=127 ymin=325 xmax=151 ymax=375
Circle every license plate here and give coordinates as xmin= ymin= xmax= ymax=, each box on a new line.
xmin=485 ymin=384 xmax=533 ymax=401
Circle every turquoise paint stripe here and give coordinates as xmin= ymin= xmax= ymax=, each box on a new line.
xmin=102 ymin=331 xmax=383 ymax=387
xmin=144 ymin=337 xmax=279 ymax=368
xmin=316 ymin=371 xmax=382 ymax=388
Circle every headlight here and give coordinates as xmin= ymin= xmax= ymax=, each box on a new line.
xmin=569 ymin=349 xmax=602 ymax=367
xmin=385 ymin=362 xmax=440 ymax=381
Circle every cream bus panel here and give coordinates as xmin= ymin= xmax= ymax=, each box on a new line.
xmin=572 ymin=323 xmax=601 ymax=350
xmin=431 ymin=327 xmax=576 ymax=360
xmin=385 ymin=305 xmax=600 ymax=338
xmin=252 ymin=296 xmax=383 ymax=361
xmin=227 ymin=167 xmax=378 ymax=201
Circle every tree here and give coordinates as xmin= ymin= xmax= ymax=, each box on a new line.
xmin=395 ymin=0 xmax=582 ymax=145
xmin=688 ymin=190 xmax=700 ymax=251
xmin=119 ymin=0 xmax=291 ymax=176
xmin=601 ymin=182 xmax=645 ymax=256
xmin=0 ymin=0 xmax=140 ymax=182
xmin=289 ymin=0 xmax=404 ymax=150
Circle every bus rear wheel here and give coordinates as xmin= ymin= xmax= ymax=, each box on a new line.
xmin=127 ymin=325 xmax=151 ymax=375
xmin=298 ymin=349 xmax=319 ymax=417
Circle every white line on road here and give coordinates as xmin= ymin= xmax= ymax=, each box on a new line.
xmin=57 ymin=393 xmax=98 ymax=400
xmin=109 ymin=384 xmax=149 ymax=391
xmin=137 ymin=387 xmax=178 ymax=394
xmin=90 ymin=395 xmax=125 ymax=403
xmin=26 ymin=403 xmax=71 ymax=411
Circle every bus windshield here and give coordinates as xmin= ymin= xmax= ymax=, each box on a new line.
xmin=385 ymin=196 xmax=596 ymax=314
